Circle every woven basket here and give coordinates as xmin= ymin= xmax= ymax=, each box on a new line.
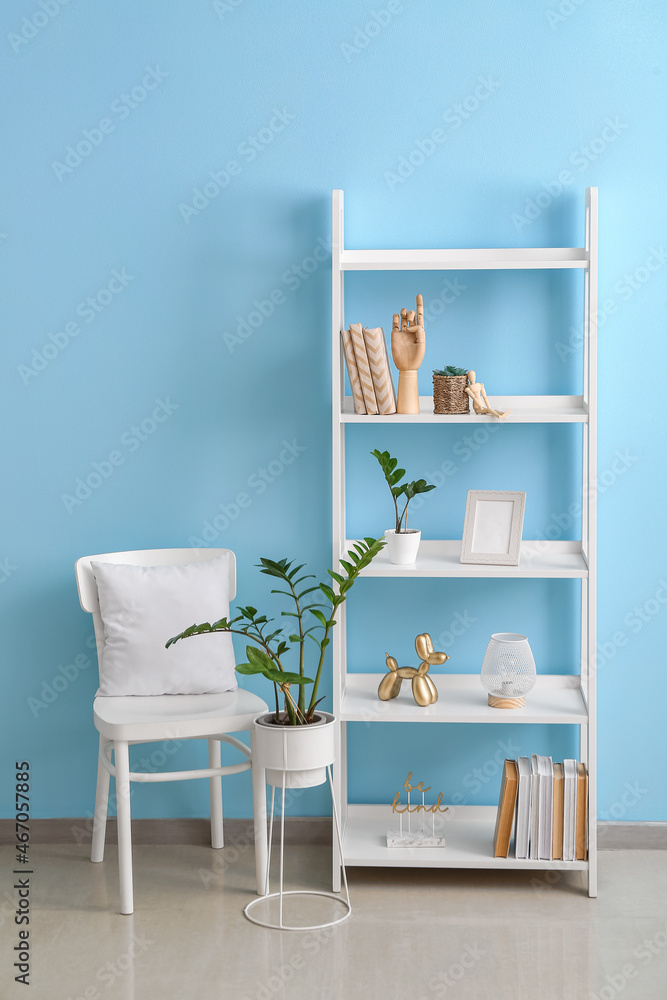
xmin=433 ymin=374 xmax=470 ymax=414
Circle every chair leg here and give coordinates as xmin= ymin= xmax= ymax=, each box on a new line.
xmin=251 ymin=727 xmax=268 ymax=896
xmin=91 ymin=734 xmax=110 ymax=863
xmin=208 ymin=739 xmax=224 ymax=849
xmin=114 ymin=741 xmax=134 ymax=915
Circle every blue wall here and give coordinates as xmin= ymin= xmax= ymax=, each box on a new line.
xmin=2 ymin=0 xmax=665 ymax=822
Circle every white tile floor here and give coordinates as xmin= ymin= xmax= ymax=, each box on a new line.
xmin=1 ymin=844 xmax=666 ymax=999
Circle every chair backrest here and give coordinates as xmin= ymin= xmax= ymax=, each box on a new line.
xmin=74 ymin=548 xmax=236 ymax=658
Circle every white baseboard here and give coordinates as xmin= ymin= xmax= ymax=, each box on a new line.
xmin=597 ymin=821 xmax=666 ymax=850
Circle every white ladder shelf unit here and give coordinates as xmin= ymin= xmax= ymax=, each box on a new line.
xmin=331 ymin=187 xmax=598 ymax=897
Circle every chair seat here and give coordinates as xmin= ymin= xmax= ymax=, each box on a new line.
xmin=93 ymin=689 xmax=268 ymax=742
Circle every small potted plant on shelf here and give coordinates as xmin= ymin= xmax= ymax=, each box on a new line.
xmin=371 ymin=449 xmax=436 ymax=565
xmin=432 ymin=365 xmax=470 ymax=415
xmin=166 ymin=538 xmax=384 ymax=788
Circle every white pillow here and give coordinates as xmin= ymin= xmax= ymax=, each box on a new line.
xmin=92 ymin=554 xmax=237 ymax=697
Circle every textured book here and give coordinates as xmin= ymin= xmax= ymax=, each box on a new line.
xmin=529 ymin=753 xmax=540 ymax=860
xmin=349 ymin=323 xmax=379 ymax=414
xmin=576 ymin=762 xmax=588 ymax=860
xmin=514 ymin=756 xmax=532 ymax=859
xmin=563 ymin=759 xmax=578 ymax=861
xmin=538 ymin=756 xmax=554 ymax=861
xmin=341 ymin=328 xmax=366 ymax=414
xmin=362 ymin=326 xmax=397 ymax=414
xmin=493 ymin=759 xmax=519 ymax=858
xmin=552 ymin=762 xmax=564 ymax=860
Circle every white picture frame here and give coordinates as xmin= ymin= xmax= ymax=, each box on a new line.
xmin=460 ymin=490 xmax=526 ymax=566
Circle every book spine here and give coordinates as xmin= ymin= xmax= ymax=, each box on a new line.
xmin=341 ymin=328 xmax=366 ymax=414
xmin=576 ymin=765 xmax=588 ymax=861
xmin=349 ymin=323 xmax=379 ymax=414
xmin=363 ymin=326 xmax=397 ymax=414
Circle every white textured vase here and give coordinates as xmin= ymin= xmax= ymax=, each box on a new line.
xmin=385 ymin=528 xmax=421 ymax=565
xmin=252 ymin=711 xmax=335 ymax=788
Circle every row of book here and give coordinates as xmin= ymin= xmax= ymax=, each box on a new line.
xmin=493 ymin=756 xmax=588 ymax=861
xmin=342 ymin=325 xmax=397 ymax=414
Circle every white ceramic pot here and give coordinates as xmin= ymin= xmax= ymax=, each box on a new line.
xmin=252 ymin=711 xmax=335 ymax=788
xmin=385 ymin=528 xmax=421 ymax=565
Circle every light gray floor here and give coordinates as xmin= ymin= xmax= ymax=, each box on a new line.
xmin=1 ymin=843 xmax=666 ymax=999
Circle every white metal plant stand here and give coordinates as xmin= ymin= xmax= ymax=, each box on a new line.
xmin=330 ymin=188 xmax=598 ymax=897
xmin=244 ymin=716 xmax=351 ymax=930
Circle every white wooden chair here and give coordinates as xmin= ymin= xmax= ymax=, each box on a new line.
xmin=75 ymin=548 xmax=268 ymax=915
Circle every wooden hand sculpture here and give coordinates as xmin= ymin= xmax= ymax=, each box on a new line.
xmin=378 ymin=632 xmax=450 ymax=707
xmin=391 ymin=294 xmax=425 ymax=414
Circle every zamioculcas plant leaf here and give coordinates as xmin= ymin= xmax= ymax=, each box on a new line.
xmin=371 ymin=449 xmax=436 ymax=533
xmin=166 ymin=537 xmax=385 ymax=725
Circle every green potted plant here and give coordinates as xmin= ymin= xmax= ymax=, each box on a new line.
xmin=371 ymin=449 xmax=436 ymax=565
xmin=432 ymin=364 xmax=470 ymax=415
xmin=166 ymin=537 xmax=384 ymax=787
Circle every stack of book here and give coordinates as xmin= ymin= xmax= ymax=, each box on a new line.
xmin=342 ymin=325 xmax=397 ymax=414
xmin=493 ymin=757 xmax=588 ymax=861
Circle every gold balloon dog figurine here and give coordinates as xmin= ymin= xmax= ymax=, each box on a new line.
xmin=378 ymin=633 xmax=449 ymax=707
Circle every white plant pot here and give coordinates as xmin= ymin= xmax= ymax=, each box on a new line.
xmin=252 ymin=711 xmax=335 ymax=788
xmin=385 ymin=528 xmax=421 ymax=565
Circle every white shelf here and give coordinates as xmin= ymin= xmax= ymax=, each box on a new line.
xmin=331 ymin=188 xmax=598 ymax=895
xmin=340 ymin=395 xmax=587 ymax=423
xmin=339 ymin=248 xmax=589 ymax=271
xmin=343 ymin=805 xmax=589 ymax=870
xmin=341 ymin=674 xmax=588 ymax=725
xmin=344 ymin=539 xmax=588 ymax=579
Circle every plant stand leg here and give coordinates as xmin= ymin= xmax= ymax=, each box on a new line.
xmin=328 ymin=765 xmax=351 ymax=914
xmin=279 ymin=771 xmax=286 ymax=929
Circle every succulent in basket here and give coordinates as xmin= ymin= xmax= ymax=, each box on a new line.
xmin=166 ymin=538 xmax=384 ymax=725
xmin=433 ymin=365 xmax=469 ymax=377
